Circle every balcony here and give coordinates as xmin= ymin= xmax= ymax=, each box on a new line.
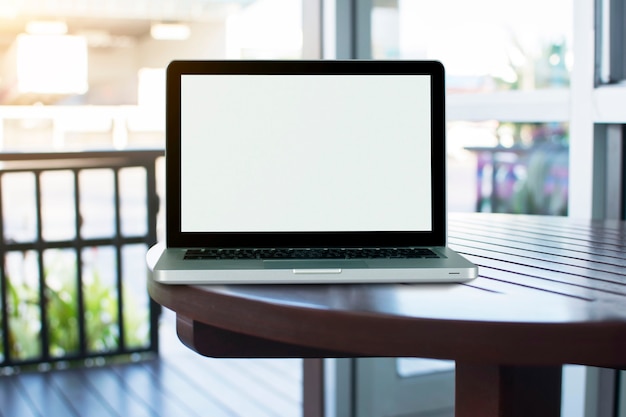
xmin=0 ymin=149 xmax=303 ymax=416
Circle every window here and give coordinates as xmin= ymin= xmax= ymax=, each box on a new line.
xmin=322 ymin=2 xmax=626 ymax=416
xmin=364 ymin=0 xmax=573 ymax=214
xmin=371 ymin=0 xmax=572 ymax=92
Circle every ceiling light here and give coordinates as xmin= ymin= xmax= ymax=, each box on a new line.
xmin=14 ymin=34 xmax=88 ymax=95
xmin=26 ymin=20 xmax=68 ymax=35
xmin=150 ymin=22 xmax=191 ymax=41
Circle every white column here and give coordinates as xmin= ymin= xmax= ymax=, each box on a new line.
xmin=568 ymin=0 xmax=596 ymax=218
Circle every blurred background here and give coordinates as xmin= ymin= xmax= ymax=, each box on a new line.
xmin=0 ymin=0 xmax=573 ymax=215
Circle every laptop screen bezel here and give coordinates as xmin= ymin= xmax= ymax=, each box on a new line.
xmin=166 ymin=60 xmax=447 ymax=249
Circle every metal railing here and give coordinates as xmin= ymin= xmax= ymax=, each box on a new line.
xmin=0 ymin=150 xmax=163 ymax=369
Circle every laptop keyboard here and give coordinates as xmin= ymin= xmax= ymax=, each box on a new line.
xmin=184 ymin=247 xmax=440 ymax=260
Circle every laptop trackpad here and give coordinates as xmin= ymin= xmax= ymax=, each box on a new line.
xmin=263 ymin=260 xmax=368 ymax=270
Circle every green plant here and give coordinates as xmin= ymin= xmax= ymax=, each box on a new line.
xmin=2 ymin=248 xmax=149 ymax=364
xmin=6 ymin=268 xmax=42 ymax=360
xmin=82 ymin=270 xmax=120 ymax=353
xmin=122 ymin=285 xmax=150 ymax=349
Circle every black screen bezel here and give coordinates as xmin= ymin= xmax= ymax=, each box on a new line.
xmin=166 ymin=60 xmax=446 ymax=248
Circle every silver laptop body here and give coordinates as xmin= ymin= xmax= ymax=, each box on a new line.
xmin=153 ymin=60 xmax=477 ymax=284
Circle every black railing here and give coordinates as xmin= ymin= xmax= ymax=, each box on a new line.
xmin=0 ymin=150 xmax=163 ymax=369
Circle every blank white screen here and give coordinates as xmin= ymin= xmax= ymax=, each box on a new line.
xmin=180 ymin=74 xmax=432 ymax=232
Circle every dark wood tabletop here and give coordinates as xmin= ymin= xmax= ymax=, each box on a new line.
xmin=148 ymin=213 xmax=626 ymax=417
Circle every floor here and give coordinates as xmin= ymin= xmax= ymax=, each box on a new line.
xmin=0 ymin=290 xmax=593 ymax=417
xmin=0 ymin=310 xmax=303 ymax=417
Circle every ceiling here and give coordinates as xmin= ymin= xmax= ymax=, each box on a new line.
xmin=0 ymin=0 xmax=251 ymax=52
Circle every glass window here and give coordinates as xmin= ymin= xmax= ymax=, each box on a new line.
xmin=367 ymin=0 xmax=572 ymax=214
xmin=597 ymin=0 xmax=626 ymax=84
xmin=371 ymin=0 xmax=572 ymax=92
xmin=455 ymin=121 xmax=569 ymax=215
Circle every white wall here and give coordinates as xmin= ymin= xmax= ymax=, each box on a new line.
xmin=87 ymin=46 xmax=139 ymax=104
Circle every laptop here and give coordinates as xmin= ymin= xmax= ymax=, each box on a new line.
xmin=153 ymin=60 xmax=478 ymax=284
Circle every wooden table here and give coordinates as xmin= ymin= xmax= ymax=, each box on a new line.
xmin=147 ymin=213 xmax=626 ymax=417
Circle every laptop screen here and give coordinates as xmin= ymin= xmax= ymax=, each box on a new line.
xmin=180 ymin=74 xmax=432 ymax=233
xmin=166 ymin=61 xmax=446 ymax=248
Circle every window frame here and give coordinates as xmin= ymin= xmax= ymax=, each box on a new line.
xmin=597 ymin=0 xmax=626 ymax=84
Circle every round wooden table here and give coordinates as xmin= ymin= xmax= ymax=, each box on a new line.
xmin=148 ymin=213 xmax=626 ymax=417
